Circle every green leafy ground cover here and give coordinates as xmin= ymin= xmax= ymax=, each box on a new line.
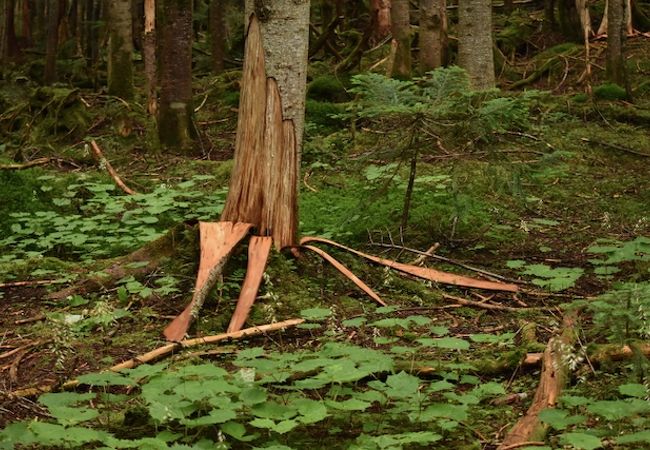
xmin=1 ymin=62 xmax=650 ymax=449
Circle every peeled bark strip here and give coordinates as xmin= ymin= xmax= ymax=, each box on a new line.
xmin=301 ymin=236 xmax=520 ymax=292
xmin=164 ymin=222 xmax=252 ymax=342
xmin=458 ymin=0 xmax=495 ymax=89
xmin=303 ymin=244 xmax=386 ymax=306
xmin=227 ymin=236 xmax=273 ymax=333
xmin=221 ymin=15 xmax=267 ymax=227
xmin=498 ymin=312 xmax=577 ymax=449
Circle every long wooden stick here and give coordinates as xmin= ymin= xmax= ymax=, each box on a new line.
xmin=89 ymin=140 xmax=138 ymax=195
xmin=0 ymin=157 xmax=52 ymax=170
xmin=7 ymin=319 xmax=304 ymax=398
xmin=302 ymin=244 xmax=386 ymax=306
xmin=301 ymin=236 xmax=520 ymax=292
xmin=442 ymin=294 xmax=539 ymax=312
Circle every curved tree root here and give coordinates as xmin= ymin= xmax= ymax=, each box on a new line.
xmin=47 ymin=222 xmax=195 ymax=301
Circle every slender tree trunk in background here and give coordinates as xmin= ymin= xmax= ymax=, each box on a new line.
xmin=4 ymin=0 xmax=19 ymax=59
xmin=558 ymin=0 xmax=582 ymax=41
xmin=458 ymin=0 xmax=495 ymax=89
xmin=244 ymin=0 xmax=310 ymax=157
xmin=606 ymin=0 xmax=630 ymax=95
xmin=209 ymin=0 xmax=226 ymax=73
xmin=132 ymin=0 xmax=143 ymax=50
xmin=598 ymin=0 xmax=633 ymax=35
xmin=44 ymin=0 xmax=60 ymax=84
xmin=21 ymin=0 xmax=31 ymax=46
xmin=85 ymin=0 xmax=101 ymax=68
xmin=576 ymin=0 xmax=592 ymax=37
xmin=419 ymin=0 xmax=446 ymax=72
xmin=143 ymin=0 xmax=157 ymax=115
xmin=371 ymin=0 xmax=391 ymax=42
xmin=107 ymin=0 xmax=134 ymax=99
xmin=389 ymin=0 xmax=412 ymax=79
xmin=158 ymin=0 xmax=193 ymax=150
xmin=543 ymin=0 xmax=556 ymax=31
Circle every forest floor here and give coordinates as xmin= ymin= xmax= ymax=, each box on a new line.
xmin=1 ymin=36 xmax=650 ymax=450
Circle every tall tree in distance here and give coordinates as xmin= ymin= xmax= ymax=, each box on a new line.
xmin=606 ymin=0 xmax=631 ymax=96
xmin=389 ymin=0 xmax=412 ymax=79
xmin=143 ymin=0 xmax=157 ymax=114
xmin=209 ymin=0 xmax=226 ymax=73
xmin=44 ymin=0 xmax=60 ymax=84
xmin=107 ymin=0 xmax=134 ymax=99
xmin=158 ymin=0 xmax=194 ymax=150
xmin=458 ymin=0 xmax=495 ymax=89
xmin=3 ymin=0 xmax=19 ymax=60
xmin=419 ymin=0 xmax=446 ymax=72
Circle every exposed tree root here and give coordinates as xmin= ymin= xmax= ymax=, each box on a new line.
xmin=47 ymin=222 xmax=194 ymax=301
xmin=498 ymin=310 xmax=578 ymax=449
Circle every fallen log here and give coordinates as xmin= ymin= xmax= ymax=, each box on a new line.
xmin=498 ymin=311 xmax=578 ymax=449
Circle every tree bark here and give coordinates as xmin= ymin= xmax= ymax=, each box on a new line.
xmin=606 ymin=0 xmax=630 ymax=95
xmin=107 ymin=0 xmax=134 ymax=99
xmin=158 ymin=0 xmax=194 ymax=150
xmin=389 ymin=0 xmax=412 ymax=79
xmin=458 ymin=0 xmax=495 ymax=90
xmin=244 ymin=0 xmax=310 ymax=155
xmin=21 ymin=0 xmax=31 ymax=47
xmin=558 ymin=0 xmax=582 ymax=41
xmin=209 ymin=0 xmax=226 ymax=73
xmin=371 ymin=0 xmax=391 ymax=43
xmin=44 ymin=0 xmax=60 ymax=84
xmin=143 ymin=0 xmax=157 ymax=115
xmin=3 ymin=0 xmax=19 ymax=60
xmin=419 ymin=0 xmax=447 ymax=72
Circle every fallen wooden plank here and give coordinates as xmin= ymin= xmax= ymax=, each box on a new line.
xmin=164 ymin=222 xmax=252 ymax=341
xmin=227 ymin=236 xmax=273 ymax=333
xmin=302 ymin=244 xmax=386 ymax=306
xmin=300 ymin=236 xmax=520 ymax=292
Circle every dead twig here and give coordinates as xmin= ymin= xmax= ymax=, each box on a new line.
xmin=500 ymin=442 xmax=546 ymax=450
xmin=580 ymin=137 xmax=650 ymax=158
xmin=8 ymin=319 xmax=304 ymax=398
xmin=89 ymin=140 xmax=138 ymax=195
xmin=0 ymin=279 xmax=66 ymax=289
xmin=442 ymin=294 xmax=540 ymax=312
xmin=0 ymin=157 xmax=52 ymax=170
xmin=15 ymin=315 xmax=46 ymax=325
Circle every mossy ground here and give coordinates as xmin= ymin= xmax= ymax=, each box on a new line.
xmin=1 ymin=34 xmax=649 ymax=449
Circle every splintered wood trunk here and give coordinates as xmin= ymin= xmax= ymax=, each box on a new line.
xmin=221 ymin=13 xmax=302 ymax=250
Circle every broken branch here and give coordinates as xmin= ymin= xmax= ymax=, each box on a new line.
xmin=89 ymin=140 xmax=138 ymax=195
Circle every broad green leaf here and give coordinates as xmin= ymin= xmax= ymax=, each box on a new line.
xmin=618 ymin=383 xmax=648 ymax=398
xmin=559 ymin=432 xmax=602 ymax=450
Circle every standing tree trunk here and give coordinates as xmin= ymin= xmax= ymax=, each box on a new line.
xmin=558 ymin=0 xmax=582 ymax=41
xmin=419 ymin=0 xmax=446 ymax=72
xmin=4 ymin=0 xmax=19 ymax=60
xmin=371 ymin=0 xmax=391 ymax=43
xmin=243 ymin=0 xmax=310 ymax=157
xmin=158 ymin=0 xmax=193 ymax=150
xmin=107 ymin=0 xmax=134 ymax=99
xmin=457 ymin=0 xmax=495 ymax=90
xmin=209 ymin=0 xmax=226 ymax=73
xmin=21 ymin=0 xmax=31 ymax=47
xmin=389 ymin=0 xmax=412 ymax=79
xmin=44 ymin=0 xmax=60 ymax=84
xmin=143 ymin=0 xmax=157 ymax=115
xmin=543 ymin=0 xmax=556 ymax=31
xmin=606 ymin=0 xmax=630 ymax=95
